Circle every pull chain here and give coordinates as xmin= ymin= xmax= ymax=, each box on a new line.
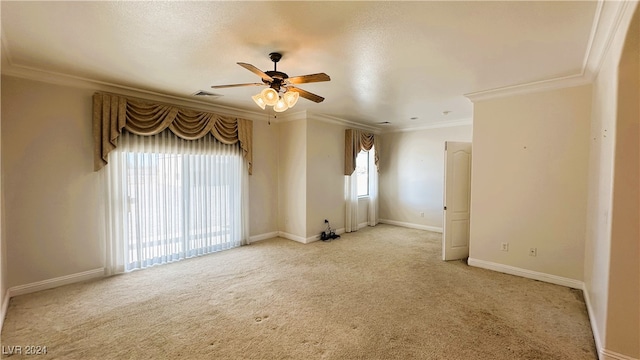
xmin=267 ymin=108 xmax=277 ymax=125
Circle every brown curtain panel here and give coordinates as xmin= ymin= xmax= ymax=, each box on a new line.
xmin=93 ymin=92 xmax=253 ymax=174
xmin=344 ymin=129 xmax=379 ymax=175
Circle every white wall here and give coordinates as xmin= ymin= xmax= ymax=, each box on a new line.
xmin=280 ymin=116 xmax=376 ymax=240
xmin=306 ymin=118 xmax=347 ymax=238
xmin=469 ymin=85 xmax=591 ymax=282
xmin=276 ymin=115 xmax=379 ymax=240
xmin=585 ymin=3 xmax=639 ymax=358
xmin=277 ymin=119 xmax=307 ymax=239
xmin=249 ymin=119 xmax=279 ymax=237
xmin=2 ymin=76 xmax=103 ymax=288
xmin=585 ymin=40 xmax=616 ymax=353
xmin=379 ymin=125 xmax=472 ymax=231
xmin=1 ymin=75 xmax=280 ymax=288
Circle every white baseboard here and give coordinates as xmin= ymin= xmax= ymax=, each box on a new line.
xmin=304 ymin=234 xmax=320 ymax=244
xmin=0 ymin=290 xmax=9 ymax=335
xmin=249 ymin=231 xmax=278 ymax=243
xmin=582 ymin=285 xmax=638 ymax=360
xmin=467 ymin=258 xmax=583 ymax=289
xmin=7 ymin=268 xmax=105 ymax=298
xmin=379 ymin=219 xmax=443 ymax=233
xmin=466 ymin=259 xmax=637 ymax=358
xmin=358 ymin=222 xmax=369 ymax=230
xmin=583 ymin=283 xmax=604 ymax=358
xmin=2 ymin=268 xmax=105 ymax=334
xmin=277 ymin=231 xmax=307 ymax=244
xmin=250 ymin=231 xmax=315 ymax=244
xmin=265 ymin=228 xmax=349 ymax=244
xmin=601 ymin=350 xmax=638 ymax=360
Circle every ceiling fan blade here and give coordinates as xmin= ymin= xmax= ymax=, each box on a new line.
xmin=286 ymin=73 xmax=331 ymax=84
xmin=211 ymin=83 xmax=264 ymax=89
xmin=237 ymin=62 xmax=273 ymax=82
xmin=288 ymin=86 xmax=325 ymax=103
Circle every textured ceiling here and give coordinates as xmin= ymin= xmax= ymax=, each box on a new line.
xmin=1 ymin=1 xmax=598 ymax=129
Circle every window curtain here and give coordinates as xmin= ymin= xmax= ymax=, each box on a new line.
xmin=368 ymin=146 xmax=379 ymax=227
xmin=95 ymin=92 xmax=252 ymax=275
xmin=104 ymin=130 xmax=249 ymax=274
xmin=344 ymin=129 xmax=380 ymax=233
xmin=93 ymin=92 xmax=253 ymax=174
xmin=344 ymin=174 xmax=359 ymax=233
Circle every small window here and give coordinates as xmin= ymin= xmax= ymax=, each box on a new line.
xmin=356 ymin=150 xmax=369 ymax=197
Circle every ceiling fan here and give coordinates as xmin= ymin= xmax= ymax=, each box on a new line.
xmin=211 ymin=52 xmax=330 ymax=112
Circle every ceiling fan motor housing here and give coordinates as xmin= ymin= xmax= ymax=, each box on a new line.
xmin=264 ymin=70 xmax=288 ymax=91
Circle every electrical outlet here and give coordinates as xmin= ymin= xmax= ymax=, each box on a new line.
xmin=529 ymin=248 xmax=537 ymax=257
xmin=420 ymin=212 xmax=425 ymax=217
xmin=501 ymin=243 xmax=509 ymax=252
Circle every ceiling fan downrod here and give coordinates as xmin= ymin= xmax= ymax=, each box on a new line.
xmin=269 ymin=52 xmax=282 ymax=72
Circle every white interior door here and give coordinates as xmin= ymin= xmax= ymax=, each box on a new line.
xmin=442 ymin=141 xmax=472 ymax=261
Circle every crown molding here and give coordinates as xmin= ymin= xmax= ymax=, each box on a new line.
xmin=1 ymin=61 xmax=273 ymax=122
xmin=465 ymin=0 xmax=632 ymax=104
xmin=581 ymin=0 xmax=605 ymax=80
xmin=464 ymin=74 xmax=591 ymax=103
xmin=1 ymin=60 xmax=382 ymax=131
xmin=272 ymin=110 xmax=381 ymax=133
xmin=382 ymin=118 xmax=473 ymax=133
xmin=307 ymin=112 xmax=381 ymax=134
xmin=583 ymin=0 xmax=635 ymax=80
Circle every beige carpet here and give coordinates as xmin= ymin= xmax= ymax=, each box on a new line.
xmin=1 ymin=225 xmax=596 ymax=359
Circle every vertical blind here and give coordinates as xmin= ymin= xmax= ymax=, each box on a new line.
xmin=104 ymin=130 xmax=248 ymax=273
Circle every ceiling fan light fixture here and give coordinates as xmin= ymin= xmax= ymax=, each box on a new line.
xmin=261 ymin=87 xmax=279 ymax=106
xmin=283 ymin=90 xmax=299 ymax=108
xmin=273 ymin=96 xmax=289 ymax=112
xmin=252 ymin=93 xmax=266 ymax=110
xmin=211 ymin=53 xmax=330 ymax=112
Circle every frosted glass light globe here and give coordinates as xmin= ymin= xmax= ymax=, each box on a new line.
xmin=273 ymin=96 xmax=289 ymax=112
xmin=252 ymin=94 xmax=266 ymax=109
xmin=283 ymin=90 xmax=299 ymax=108
xmin=261 ymin=88 xmax=279 ymax=106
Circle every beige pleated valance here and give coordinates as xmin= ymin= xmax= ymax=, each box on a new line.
xmin=344 ymin=129 xmax=379 ymax=175
xmin=93 ymin=92 xmax=253 ymax=174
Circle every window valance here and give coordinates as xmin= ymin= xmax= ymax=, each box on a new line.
xmin=344 ymin=129 xmax=379 ymax=175
xmin=93 ymin=92 xmax=253 ymax=174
